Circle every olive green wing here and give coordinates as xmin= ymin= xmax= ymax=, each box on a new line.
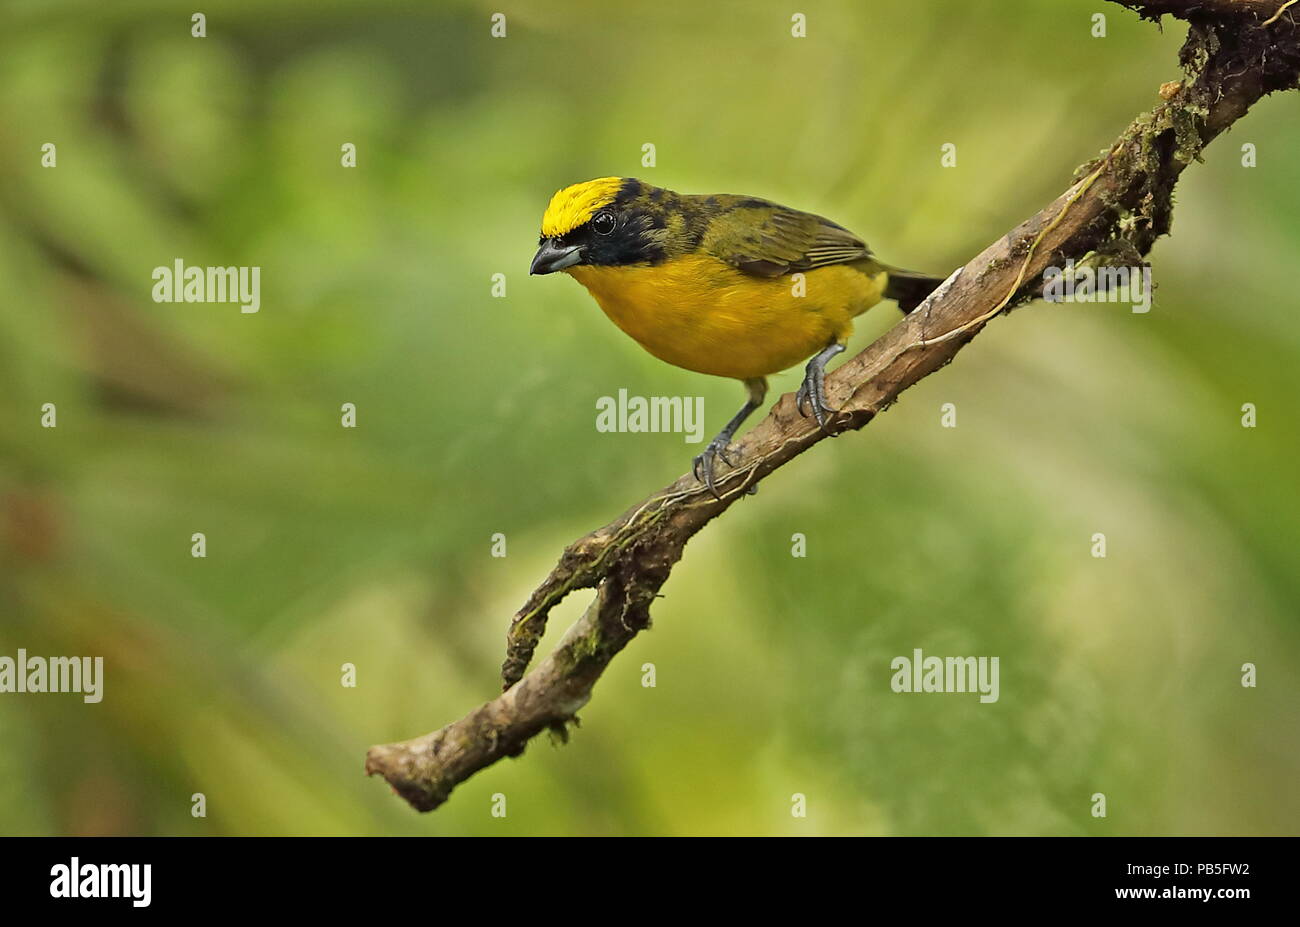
xmin=700 ymin=197 xmax=876 ymax=278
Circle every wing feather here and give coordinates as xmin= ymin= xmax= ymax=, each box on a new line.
xmin=701 ymin=198 xmax=873 ymax=278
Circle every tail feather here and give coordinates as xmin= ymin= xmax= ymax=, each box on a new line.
xmin=884 ymin=268 xmax=946 ymax=313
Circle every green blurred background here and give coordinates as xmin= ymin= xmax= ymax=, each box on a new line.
xmin=1 ymin=0 xmax=1297 ymax=836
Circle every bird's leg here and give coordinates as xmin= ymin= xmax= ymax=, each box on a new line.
xmin=796 ymin=340 xmax=846 ymax=432
xmin=693 ymin=377 xmax=768 ymax=499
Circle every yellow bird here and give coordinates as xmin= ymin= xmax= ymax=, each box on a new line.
xmin=530 ymin=177 xmax=943 ymax=496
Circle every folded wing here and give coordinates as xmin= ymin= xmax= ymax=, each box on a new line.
xmin=702 ymin=198 xmax=875 ymax=278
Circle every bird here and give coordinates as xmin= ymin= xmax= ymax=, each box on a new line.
xmin=530 ymin=177 xmax=945 ymax=497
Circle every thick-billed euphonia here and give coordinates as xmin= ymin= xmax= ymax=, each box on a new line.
xmin=531 ymin=177 xmax=943 ymax=496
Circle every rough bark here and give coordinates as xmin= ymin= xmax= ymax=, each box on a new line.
xmin=366 ymin=0 xmax=1300 ymax=813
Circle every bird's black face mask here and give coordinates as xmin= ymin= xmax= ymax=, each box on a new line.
xmin=531 ymin=188 xmax=669 ymax=274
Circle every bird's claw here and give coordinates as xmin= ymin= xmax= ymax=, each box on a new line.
xmin=692 ymin=436 xmax=736 ymax=500
xmin=796 ymin=368 xmax=837 ymax=433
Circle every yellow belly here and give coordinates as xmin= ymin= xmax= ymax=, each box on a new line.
xmin=567 ymin=255 xmax=887 ymax=380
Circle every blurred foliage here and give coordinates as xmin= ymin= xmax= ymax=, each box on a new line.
xmin=0 ymin=0 xmax=1296 ymax=835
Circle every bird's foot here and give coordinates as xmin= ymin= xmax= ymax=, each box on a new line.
xmin=692 ymin=434 xmax=737 ymax=500
xmin=796 ymin=342 xmax=845 ymax=433
xmin=796 ymin=367 xmax=838 ymax=432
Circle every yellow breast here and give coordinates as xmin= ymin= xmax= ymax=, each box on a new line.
xmin=567 ymin=255 xmax=887 ymax=380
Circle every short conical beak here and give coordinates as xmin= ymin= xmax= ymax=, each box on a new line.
xmin=530 ymin=239 xmax=582 ymax=275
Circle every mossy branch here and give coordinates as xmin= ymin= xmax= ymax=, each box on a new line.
xmin=365 ymin=0 xmax=1300 ymax=813
xmin=1114 ymin=0 xmax=1296 ymax=22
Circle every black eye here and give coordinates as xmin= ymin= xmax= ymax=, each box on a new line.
xmin=591 ymin=212 xmax=616 ymax=235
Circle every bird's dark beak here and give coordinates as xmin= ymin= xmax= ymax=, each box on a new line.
xmin=530 ymin=239 xmax=582 ymax=275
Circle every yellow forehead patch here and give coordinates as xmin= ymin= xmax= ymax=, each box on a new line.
xmin=540 ymin=177 xmax=625 ymax=238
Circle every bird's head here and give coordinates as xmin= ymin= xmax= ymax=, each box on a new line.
xmin=530 ymin=177 xmax=679 ymax=275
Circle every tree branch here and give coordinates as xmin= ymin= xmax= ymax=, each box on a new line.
xmin=365 ymin=3 xmax=1300 ymax=812
xmin=1114 ymin=0 xmax=1296 ymax=22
